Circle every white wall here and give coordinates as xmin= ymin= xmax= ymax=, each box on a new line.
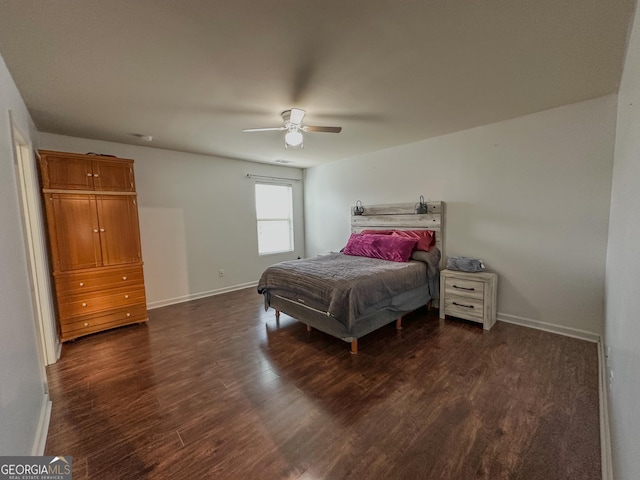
xmin=39 ymin=134 xmax=305 ymax=307
xmin=605 ymin=1 xmax=640 ymax=478
xmin=0 ymin=54 xmax=48 ymax=454
xmin=305 ymin=95 xmax=617 ymax=336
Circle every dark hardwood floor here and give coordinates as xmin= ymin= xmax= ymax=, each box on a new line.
xmin=45 ymin=287 xmax=600 ymax=479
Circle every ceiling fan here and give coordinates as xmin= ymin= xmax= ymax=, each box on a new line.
xmin=243 ymin=108 xmax=342 ymax=148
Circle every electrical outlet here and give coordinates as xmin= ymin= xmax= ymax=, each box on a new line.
xmin=218 ymin=269 xmax=224 ymax=277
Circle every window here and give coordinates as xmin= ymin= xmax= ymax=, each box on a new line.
xmin=255 ymin=183 xmax=294 ymax=255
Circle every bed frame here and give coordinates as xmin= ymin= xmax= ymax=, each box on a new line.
xmin=272 ymin=201 xmax=445 ymax=353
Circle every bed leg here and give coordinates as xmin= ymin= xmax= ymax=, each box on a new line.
xmin=351 ymin=339 xmax=358 ymax=354
xmin=306 ymin=324 xmax=312 ymax=332
xmin=396 ymin=317 xmax=403 ymax=330
xmin=275 ymin=309 xmax=280 ymax=319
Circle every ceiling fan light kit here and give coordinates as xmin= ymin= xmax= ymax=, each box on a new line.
xmin=284 ymin=129 xmax=304 ymax=148
xmin=243 ymin=108 xmax=342 ymax=149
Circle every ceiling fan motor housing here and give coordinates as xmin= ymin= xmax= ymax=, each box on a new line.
xmin=282 ymin=108 xmax=306 ymax=126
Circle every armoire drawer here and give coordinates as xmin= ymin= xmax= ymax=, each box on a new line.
xmin=55 ymin=265 xmax=144 ymax=296
xmin=60 ymin=304 xmax=148 ymax=340
xmin=58 ymin=286 xmax=146 ymax=319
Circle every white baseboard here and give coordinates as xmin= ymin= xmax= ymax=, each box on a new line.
xmin=31 ymin=394 xmax=52 ymax=456
xmin=598 ymin=340 xmax=613 ymax=480
xmin=497 ymin=312 xmax=600 ymax=343
xmin=147 ymin=281 xmax=258 ymax=310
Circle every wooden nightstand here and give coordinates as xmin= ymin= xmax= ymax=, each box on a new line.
xmin=439 ymin=269 xmax=498 ymax=330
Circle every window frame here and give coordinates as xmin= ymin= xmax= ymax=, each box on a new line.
xmin=254 ymin=181 xmax=294 ymax=256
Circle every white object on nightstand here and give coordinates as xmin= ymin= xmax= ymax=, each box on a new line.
xmin=439 ymin=269 xmax=498 ymax=330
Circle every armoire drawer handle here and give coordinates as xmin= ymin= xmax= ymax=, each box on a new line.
xmin=452 ymin=302 xmax=474 ymax=309
xmin=84 ymin=322 xmax=89 ymax=327
xmin=86 ymin=173 xmax=92 ymax=177
xmin=79 ymin=282 xmax=84 ymax=286
xmin=93 ymin=173 xmax=99 ymax=177
xmin=122 ymin=276 xmax=127 ymax=280
xmin=81 ymin=302 xmax=87 ymax=307
xmin=453 ymin=285 xmax=475 ymax=291
xmin=126 ymin=313 xmax=131 ymax=317
xmin=124 ymin=295 xmax=129 ymax=299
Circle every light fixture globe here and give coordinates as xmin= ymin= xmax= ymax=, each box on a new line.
xmin=285 ymin=129 xmax=303 ymax=147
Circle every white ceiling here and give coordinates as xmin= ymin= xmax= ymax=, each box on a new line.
xmin=0 ymin=0 xmax=635 ymax=168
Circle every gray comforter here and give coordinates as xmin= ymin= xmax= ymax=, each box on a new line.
xmin=257 ymin=250 xmax=439 ymax=329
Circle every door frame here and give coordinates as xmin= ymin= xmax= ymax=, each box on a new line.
xmin=11 ymin=112 xmax=59 ymax=365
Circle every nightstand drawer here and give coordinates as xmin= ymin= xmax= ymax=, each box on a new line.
xmin=444 ymin=295 xmax=484 ymax=323
xmin=444 ymin=277 xmax=484 ymax=300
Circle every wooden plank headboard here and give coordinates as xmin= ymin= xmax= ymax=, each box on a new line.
xmin=350 ymin=201 xmax=445 ymax=270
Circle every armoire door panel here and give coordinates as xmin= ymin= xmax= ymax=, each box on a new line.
xmin=96 ymin=195 xmax=142 ymax=266
xmin=92 ymin=160 xmax=135 ymax=192
xmin=48 ymin=194 xmax=101 ymax=271
xmin=43 ymin=155 xmax=94 ymax=190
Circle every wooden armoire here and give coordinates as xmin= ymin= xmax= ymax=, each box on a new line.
xmin=38 ymin=150 xmax=148 ymax=342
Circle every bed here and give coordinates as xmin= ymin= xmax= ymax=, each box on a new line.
xmin=257 ymin=201 xmax=445 ymax=353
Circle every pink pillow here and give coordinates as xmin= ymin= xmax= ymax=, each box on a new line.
xmin=361 ymin=229 xmax=436 ymax=252
xmin=343 ymin=233 xmax=417 ymax=262
xmin=392 ymin=230 xmax=435 ymax=252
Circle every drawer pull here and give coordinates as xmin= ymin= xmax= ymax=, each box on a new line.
xmin=452 ymin=302 xmax=474 ymax=309
xmin=82 ymin=302 xmax=87 ymax=307
xmin=79 ymin=282 xmax=84 ymax=286
xmin=84 ymin=322 xmax=89 ymax=327
xmin=93 ymin=173 xmax=99 ymax=177
xmin=124 ymin=294 xmax=129 ymax=299
xmin=122 ymin=276 xmax=127 ymax=280
xmin=86 ymin=173 xmax=93 ymax=177
xmin=453 ymin=285 xmax=475 ymax=291
xmin=126 ymin=313 xmax=131 ymax=317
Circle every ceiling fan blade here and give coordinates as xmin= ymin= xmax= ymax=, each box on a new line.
xmin=243 ymin=127 xmax=286 ymax=132
xmin=302 ymin=125 xmax=342 ymax=133
xmin=289 ymin=108 xmax=306 ymax=125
